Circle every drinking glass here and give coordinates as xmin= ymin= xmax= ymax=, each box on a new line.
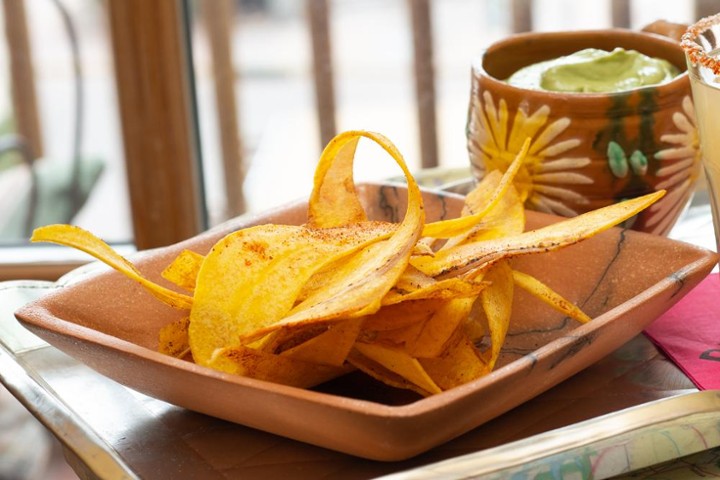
xmin=683 ymin=13 xmax=720 ymax=255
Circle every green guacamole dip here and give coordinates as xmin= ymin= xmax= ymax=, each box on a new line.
xmin=506 ymin=47 xmax=680 ymax=93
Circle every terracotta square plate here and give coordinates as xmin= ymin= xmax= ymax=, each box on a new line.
xmin=14 ymin=183 xmax=718 ymax=461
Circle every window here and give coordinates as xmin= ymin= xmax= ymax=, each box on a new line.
xmin=0 ymin=0 xmax=704 ymax=280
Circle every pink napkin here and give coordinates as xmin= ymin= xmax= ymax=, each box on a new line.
xmin=644 ymin=273 xmax=720 ymax=390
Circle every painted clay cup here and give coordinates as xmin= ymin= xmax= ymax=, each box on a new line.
xmin=467 ymin=29 xmax=700 ymax=235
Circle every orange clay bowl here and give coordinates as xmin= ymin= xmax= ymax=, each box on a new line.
xmin=467 ymin=28 xmax=699 ymax=236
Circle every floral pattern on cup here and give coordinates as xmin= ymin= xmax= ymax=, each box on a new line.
xmin=468 ymin=91 xmax=701 ymax=236
xmin=648 ymin=96 xmax=701 ymax=234
xmin=468 ymin=90 xmax=593 ymax=218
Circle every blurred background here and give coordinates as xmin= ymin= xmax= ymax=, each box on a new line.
xmin=0 ymin=1 xmax=705 ymax=252
xmin=0 ymin=1 xmax=713 ymax=477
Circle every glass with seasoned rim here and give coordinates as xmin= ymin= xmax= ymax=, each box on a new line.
xmin=683 ymin=13 xmax=720 ymax=257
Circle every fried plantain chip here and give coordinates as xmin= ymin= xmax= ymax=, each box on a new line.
xmin=422 ymin=138 xmax=529 ymax=239
xmin=189 ymin=224 xmax=388 ymax=365
xmin=209 ymin=344 xmax=349 ymax=388
xmin=158 ymin=316 xmax=191 ymax=359
xmin=362 ymin=299 xmax=439 ymax=332
xmin=419 ymin=329 xmax=489 ymax=390
xmin=352 ymin=342 xmax=442 ymax=396
xmin=407 ymin=297 xmax=476 ymax=358
xmin=281 ymin=317 xmax=364 ymax=367
xmin=512 ymin=269 xmax=591 ymax=324
xmin=307 ymin=136 xmax=365 ymax=228
xmin=31 ymin=224 xmax=193 ymax=310
xmin=478 ymin=260 xmax=514 ymax=370
xmin=364 ymin=321 xmax=426 ymax=349
xmin=161 ymin=249 xmax=204 ymax=292
xmin=347 ymin=348 xmax=434 ymax=396
xmin=294 ymin=222 xmax=396 ymax=303
xmin=441 ymin=172 xmax=525 ymax=250
xmin=410 ymin=190 xmax=665 ymax=278
xmin=382 ymin=276 xmax=488 ymax=305
xmin=238 ymin=131 xmax=426 ymax=342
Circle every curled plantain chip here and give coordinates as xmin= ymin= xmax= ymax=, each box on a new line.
xmin=410 ymin=190 xmax=665 ymax=278
xmin=161 ymin=249 xmax=204 ymax=292
xmin=31 ymin=225 xmax=193 ymax=310
xmin=236 ymin=131 xmax=426 ymax=343
xmin=422 ymin=138 xmax=529 ymax=240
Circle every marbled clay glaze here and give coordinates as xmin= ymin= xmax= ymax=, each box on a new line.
xmin=467 ymin=29 xmax=700 ymax=235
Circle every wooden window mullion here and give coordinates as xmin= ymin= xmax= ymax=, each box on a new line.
xmin=107 ymin=0 xmax=204 ymax=249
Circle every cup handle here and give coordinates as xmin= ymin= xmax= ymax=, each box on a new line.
xmin=641 ymin=20 xmax=688 ymax=42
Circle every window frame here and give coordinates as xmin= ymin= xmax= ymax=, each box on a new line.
xmin=0 ymin=0 xmax=205 ymax=281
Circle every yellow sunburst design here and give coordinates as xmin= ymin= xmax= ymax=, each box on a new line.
xmin=468 ymin=90 xmax=593 ymax=218
xmin=647 ymin=95 xmax=702 ymax=235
